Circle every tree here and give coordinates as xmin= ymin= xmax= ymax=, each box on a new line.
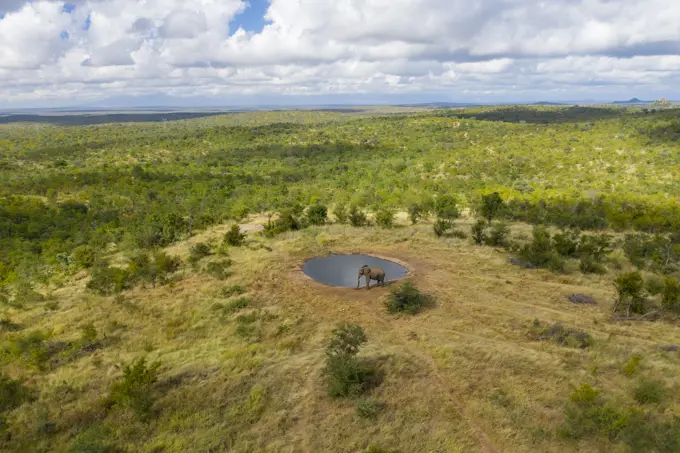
xmin=613 ymin=272 xmax=645 ymax=316
xmin=480 ymin=192 xmax=504 ymax=224
xmin=434 ymin=194 xmax=460 ymax=220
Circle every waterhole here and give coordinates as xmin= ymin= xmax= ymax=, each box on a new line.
xmin=303 ymin=254 xmax=409 ymax=288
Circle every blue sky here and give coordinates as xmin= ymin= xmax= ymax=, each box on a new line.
xmin=1 ymin=0 xmax=679 ymax=108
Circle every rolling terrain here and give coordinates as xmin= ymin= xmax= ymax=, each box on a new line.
xmin=1 ymin=106 xmax=679 ymax=452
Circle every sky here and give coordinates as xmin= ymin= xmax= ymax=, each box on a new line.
xmin=0 ymin=0 xmax=679 ymax=108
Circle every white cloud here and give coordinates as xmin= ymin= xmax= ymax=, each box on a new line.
xmin=0 ymin=0 xmax=679 ymax=106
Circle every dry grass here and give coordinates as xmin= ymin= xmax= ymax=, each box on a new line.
xmin=3 ymin=219 xmax=680 ymax=452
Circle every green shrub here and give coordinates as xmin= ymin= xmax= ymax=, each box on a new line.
xmin=224 ymin=224 xmax=246 ymax=246
xmin=3 ymin=330 xmax=52 ymax=369
xmin=633 ymin=377 xmax=666 ymax=404
xmin=622 ymin=356 xmax=642 ymax=376
xmin=306 ymin=203 xmax=327 ymax=226
xmin=661 ymin=277 xmax=680 ymax=312
xmin=0 ymin=374 xmax=33 ymax=413
xmin=434 ymin=194 xmax=460 ymax=220
xmin=407 ymin=204 xmax=424 ymax=224
xmin=188 ymin=242 xmax=212 ymax=263
xmin=620 ymin=412 xmax=680 ymax=453
xmin=356 ymin=397 xmax=381 ymax=419
xmin=334 ymin=203 xmax=348 ymax=224
xmin=471 ymin=219 xmax=487 ymax=245
xmin=79 ymin=322 xmax=98 ymax=348
xmin=87 ymin=266 xmax=131 ymax=296
xmin=645 ymin=275 xmax=666 ymax=296
xmin=578 ymin=234 xmax=613 ymax=262
xmin=221 ymin=284 xmax=246 ymax=297
xmin=613 ymin=272 xmax=646 ymax=315
xmin=519 ymin=226 xmax=565 ymax=272
xmin=433 ymin=218 xmax=452 ymax=237
xmin=323 ymin=323 xmax=375 ymax=398
xmin=487 ymin=221 xmax=510 ymax=246
xmin=348 ymin=206 xmax=369 ymax=227
xmin=560 ymin=384 xmax=629 ymax=440
xmin=73 ymin=245 xmax=96 ymax=269
xmin=375 ymin=209 xmax=394 ymax=228
xmin=451 ymin=229 xmax=467 ymax=239
xmin=204 ymin=260 xmax=232 ymax=280
xmin=553 ymin=229 xmax=581 ymax=258
xmin=225 ymin=297 xmax=250 ymax=312
xmin=326 ymin=323 xmax=367 ymax=356
xmin=385 ymin=282 xmax=431 ymax=314
xmin=579 ymin=255 xmax=607 ymax=274
xmin=109 ymin=357 xmax=161 ymax=420
xmin=479 ymin=192 xmax=504 ymax=223
xmin=66 ymin=424 xmax=118 ymax=453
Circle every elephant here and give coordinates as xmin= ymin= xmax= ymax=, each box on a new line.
xmin=357 ymin=265 xmax=385 ymax=289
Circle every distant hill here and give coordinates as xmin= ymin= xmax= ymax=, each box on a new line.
xmin=0 ymin=111 xmax=229 ymax=126
xmin=612 ymin=98 xmax=650 ymax=105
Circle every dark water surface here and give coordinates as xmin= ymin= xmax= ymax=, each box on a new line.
xmin=303 ymin=254 xmax=408 ymax=288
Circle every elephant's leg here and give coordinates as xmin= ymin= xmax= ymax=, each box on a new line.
xmin=365 ymin=276 xmax=370 ymax=289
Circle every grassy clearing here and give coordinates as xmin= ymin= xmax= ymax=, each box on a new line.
xmin=1 ymin=219 xmax=679 ymax=452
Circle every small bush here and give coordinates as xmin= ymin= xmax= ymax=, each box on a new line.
xmin=264 ymin=208 xmax=304 ymax=237
xmin=188 ymin=242 xmax=212 ymax=263
xmin=348 ymin=206 xmax=369 ymax=227
xmin=109 ymin=357 xmax=161 ymax=420
xmin=622 ymin=355 xmax=642 ymax=376
xmin=579 ymin=255 xmax=607 ymax=274
xmin=471 ymin=219 xmax=487 ymax=245
xmin=73 ymin=245 xmax=96 ymax=269
xmin=375 ymin=209 xmax=394 ymax=228
xmin=553 ymin=229 xmax=581 ymax=258
xmin=225 ymin=297 xmax=250 ymax=312
xmin=4 ymin=330 xmax=53 ymax=369
xmin=385 ymin=282 xmax=431 ymax=314
xmin=79 ymin=322 xmax=98 ymax=348
xmin=434 ymin=194 xmax=460 ymax=220
xmin=633 ymin=378 xmax=666 ymax=404
xmin=451 ymin=229 xmax=467 ymax=239
xmin=323 ymin=323 xmax=375 ymax=398
xmin=433 ymin=218 xmax=452 ymax=237
xmin=221 ymin=284 xmax=246 ymax=297
xmin=519 ymin=226 xmax=565 ymax=273
xmin=662 ymin=277 xmax=680 ymax=312
xmin=204 ymin=260 xmax=232 ymax=280
xmin=356 ymin=397 xmax=381 ymax=419
xmin=225 ymin=224 xmax=246 ymax=246
xmin=645 ymin=275 xmax=665 ymax=296
xmin=479 ymin=192 xmax=504 ymax=223
xmin=407 ymin=204 xmax=424 ymax=224
xmin=0 ymin=374 xmax=33 ymax=413
xmin=487 ymin=221 xmax=510 ymax=246
xmin=613 ymin=272 xmax=646 ymax=315
xmin=560 ymin=384 xmax=629 ymax=440
xmin=306 ymin=203 xmax=328 ymax=226
xmin=333 ymin=203 xmax=348 ymax=224
xmin=87 ymin=266 xmax=131 ymax=296
xmin=326 ymin=323 xmax=367 ymax=356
